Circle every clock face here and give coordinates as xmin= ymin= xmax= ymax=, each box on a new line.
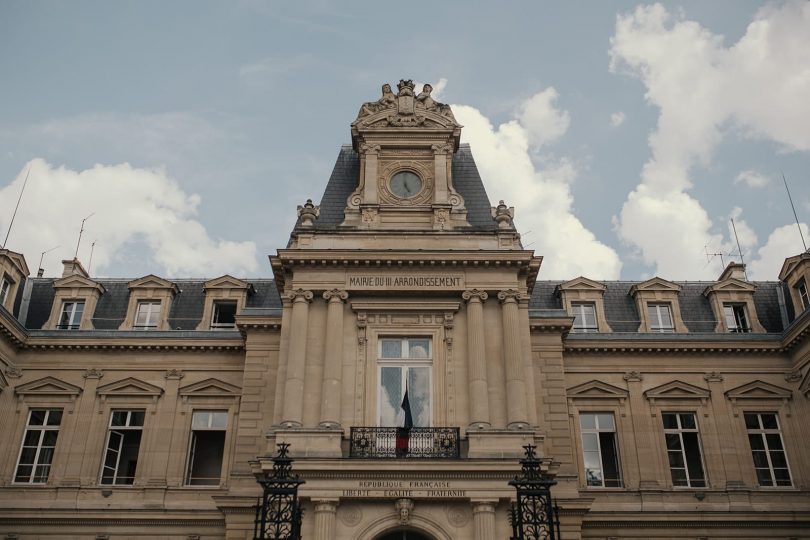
xmin=390 ymin=171 xmax=423 ymax=198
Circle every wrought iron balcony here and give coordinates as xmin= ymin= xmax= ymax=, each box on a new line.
xmin=349 ymin=427 xmax=460 ymax=459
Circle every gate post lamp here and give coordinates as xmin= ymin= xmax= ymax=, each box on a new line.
xmin=254 ymin=443 xmax=305 ymax=540
xmin=508 ymin=444 xmax=562 ymax=539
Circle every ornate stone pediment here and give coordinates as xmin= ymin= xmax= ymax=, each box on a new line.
xmin=179 ymin=377 xmax=241 ymax=398
xmin=128 ymin=274 xmax=179 ymax=293
xmin=14 ymin=376 xmax=82 ymax=397
xmin=353 ymin=79 xmax=458 ymax=129
xmin=725 ymin=380 xmax=792 ymax=402
xmin=644 ymin=380 xmax=710 ymax=402
xmin=566 ymin=380 xmax=628 ymax=400
xmin=96 ymin=377 xmax=163 ymax=398
xmin=52 ymin=274 xmax=105 ymax=293
xmin=203 ymin=275 xmax=252 ymax=292
xmin=557 ymin=276 xmax=607 ymax=293
xmin=703 ymin=277 xmax=755 ymax=296
xmin=629 ymin=277 xmax=681 ymax=295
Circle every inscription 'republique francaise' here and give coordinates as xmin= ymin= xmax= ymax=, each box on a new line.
xmin=347 ymin=275 xmax=464 ymax=289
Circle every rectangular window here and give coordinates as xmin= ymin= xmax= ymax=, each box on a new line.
xmin=378 ymin=337 xmax=431 ymax=427
xmin=210 ymin=301 xmax=237 ymax=329
xmin=185 ymin=411 xmax=228 ymax=485
xmin=571 ymin=303 xmax=598 ymax=333
xmin=745 ymin=412 xmax=792 ymax=487
xmin=100 ymin=410 xmax=145 ymax=485
xmin=134 ymin=301 xmax=161 ymax=330
xmin=648 ymin=303 xmax=675 ymax=333
xmin=798 ymin=280 xmax=809 ymax=311
xmin=57 ymin=300 xmax=85 ymax=329
xmin=662 ymin=412 xmax=706 ymax=487
xmin=0 ymin=276 xmax=10 ymax=307
xmin=14 ymin=409 xmax=62 ymax=484
xmin=579 ymin=413 xmax=622 ymax=487
xmin=723 ymin=304 xmax=751 ymax=333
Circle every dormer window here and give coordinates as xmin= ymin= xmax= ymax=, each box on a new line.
xmin=134 ymin=301 xmax=161 ymax=330
xmin=798 ymin=280 xmax=809 ymax=311
xmin=571 ymin=302 xmax=598 ymax=333
xmin=723 ymin=304 xmax=751 ymax=333
xmin=211 ymin=301 xmax=237 ymax=330
xmin=57 ymin=301 xmax=85 ymax=330
xmin=647 ymin=303 xmax=674 ymax=333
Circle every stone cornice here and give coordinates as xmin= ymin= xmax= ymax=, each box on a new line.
xmin=563 ymin=336 xmax=784 ymax=355
xmin=22 ymin=331 xmax=245 ymax=352
xmin=0 ymin=305 xmax=28 ymax=348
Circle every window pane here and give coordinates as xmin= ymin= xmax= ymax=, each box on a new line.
xmin=14 ymin=465 xmax=32 ymax=482
xmin=46 ymin=410 xmax=62 ymax=426
xmin=679 ymin=413 xmax=696 ymax=429
xmin=23 ymin=430 xmax=41 ymax=446
xmin=186 ymin=431 xmax=225 ymax=485
xmin=18 ymin=448 xmax=37 ymax=465
xmin=744 ymin=413 xmax=760 ymax=430
xmin=192 ymin=411 xmax=211 ymax=429
xmin=769 ymin=451 xmax=788 ymax=468
xmin=599 ymin=432 xmax=621 ymax=486
xmin=756 ymin=468 xmax=773 ymax=486
xmin=665 ymin=433 xmax=682 ymax=451
xmin=667 ymin=450 xmax=685 ymax=468
xmin=751 ymin=450 xmax=769 ymax=468
xmin=129 ymin=411 xmax=145 ymax=427
xmin=579 ymin=414 xmax=596 ymax=430
xmin=596 ymin=414 xmax=614 ymax=430
xmin=659 ymin=305 xmax=673 ymax=326
xmin=670 ymin=468 xmax=687 ymax=486
xmin=111 ymin=411 xmax=128 ymax=426
xmin=42 ymin=430 xmax=59 ymax=446
xmin=116 ymin=430 xmax=142 ymax=484
xmin=662 ymin=413 xmax=678 ymax=430
xmin=408 ymin=367 xmax=430 ymax=427
xmin=581 ymin=433 xmax=598 ymax=451
xmin=761 ymin=414 xmax=778 ymax=430
xmin=211 ymin=411 xmax=228 ymax=429
xmin=765 ymin=434 xmax=784 ymax=450
xmin=380 ymin=340 xmax=402 ymax=359
xmin=29 ymin=410 xmax=46 ymax=426
xmin=748 ymin=433 xmax=765 ymax=450
xmin=408 ymin=339 xmax=430 ymax=358
xmin=774 ymin=468 xmax=791 ymax=485
xmin=379 ymin=366 xmax=402 ymax=426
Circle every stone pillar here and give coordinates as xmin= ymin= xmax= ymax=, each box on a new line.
xmin=472 ymin=500 xmax=497 ymax=540
xmin=313 ymin=499 xmax=338 ymax=540
xmin=361 ymin=144 xmax=380 ymax=204
xmin=281 ymin=288 xmax=313 ymax=427
xmin=624 ymin=371 xmax=662 ymax=488
xmin=704 ymin=372 xmax=745 ymax=489
xmin=463 ymin=289 xmax=490 ymax=428
xmin=320 ymin=289 xmax=348 ymax=428
xmin=497 ymin=289 xmax=529 ymax=429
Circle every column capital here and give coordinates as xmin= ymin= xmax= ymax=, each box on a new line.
xmin=497 ymin=289 xmax=523 ymax=303
xmin=313 ymin=498 xmax=340 ymax=512
xmin=323 ymin=288 xmax=349 ymax=302
xmin=462 ymin=289 xmax=489 ymax=302
xmin=471 ymin=500 xmax=497 ymax=513
xmin=286 ymin=288 xmax=314 ymax=303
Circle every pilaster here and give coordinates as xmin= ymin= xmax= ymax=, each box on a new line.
xmin=281 ymin=289 xmax=313 ymax=427
xmin=463 ymin=289 xmax=490 ymax=429
xmin=498 ymin=289 xmax=529 ymax=429
xmin=320 ymin=289 xmax=348 ymax=428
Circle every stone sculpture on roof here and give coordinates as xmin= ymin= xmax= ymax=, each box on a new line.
xmin=355 ymin=79 xmax=457 ymax=127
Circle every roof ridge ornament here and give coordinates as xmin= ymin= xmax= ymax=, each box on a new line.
xmin=355 ymin=79 xmax=457 ymax=127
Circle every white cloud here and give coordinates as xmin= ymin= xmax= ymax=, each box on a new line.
xmin=734 ymin=170 xmax=771 ymax=188
xmin=610 ymin=111 xmax=626 ymax=127
xmin=609 ymin=2 xmax=810 ymax=279
xmin=452 ymin=88 xmax=622 ymax=280
xmin=0 ymin=159 xmax=258 ymax=277
xmin=517 ymin=88 xmax=571 ymax=147
xmin=749 ymin=222 xmax=809 ymax=280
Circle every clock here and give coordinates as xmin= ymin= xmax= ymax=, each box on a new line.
xmin=390 ymin=171 xmax=423 ymax=198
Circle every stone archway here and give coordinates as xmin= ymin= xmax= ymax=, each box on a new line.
xmin=375 ymin=529 xmax=435 ymax=540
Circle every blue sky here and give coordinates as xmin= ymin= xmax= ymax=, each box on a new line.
xmin=1 ymin=1 xmax=808 ymax=281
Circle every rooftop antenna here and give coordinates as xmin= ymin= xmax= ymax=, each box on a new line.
xmin=74 ymin=212 xmax=95 ymax=260
xmin=704 ymin=244 xmax=725 ymax=270
xmin=782 ymin=171 xmax=807 ymax=251
xmin=37 ymin=244 xmax=60 ymax=277
xmin=730 ymin=218 xmax=749 ymax=280
xmin=87 ymin=240 xmax=97 ymax=274
xmin=2 ymin=166 xmax=31 ymax=249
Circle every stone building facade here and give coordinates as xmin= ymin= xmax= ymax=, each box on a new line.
xmin=1 ymin=80 xmax=809 ymax=539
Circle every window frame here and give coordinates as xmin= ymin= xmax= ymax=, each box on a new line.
xmin=744 ymin=412 xmax=792 ymax=488
xmin=723 ymin=303 xmax=751 ymax=333
xmin=0 ymin=274 xmax=10 ymax=307
xmin=571 ymin=302 xmax=598 ymax=333
xmin=578 ymin=412 xmax=623 ymax=488
xmin=99 ymin=409 xmax=146 ymax=486
xmin=13 ymin=408 xmax=63 ymax=485
xmin=661 ymin=412 xmax=707 ymax=488
xmin=184 ymin=410 xmax=228 ymax=486
xmin=798 ymin=280 xmax=809 ymax=311
xmin=57 ymin=300 xmax=85 ymax=330
xmin=647 ymin=303 xmax=675 ymax=333
xmin=376 ymin=336 xmax=433 ymax=428
xmin=133 ymin=300 xmax=162 ymax=330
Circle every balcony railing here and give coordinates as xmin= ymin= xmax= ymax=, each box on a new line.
xmin=349 ymin=427 xmax=460 ymax=459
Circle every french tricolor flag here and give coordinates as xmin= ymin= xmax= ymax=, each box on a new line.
xmin=395 ymin=384 xmax=413 ymax=456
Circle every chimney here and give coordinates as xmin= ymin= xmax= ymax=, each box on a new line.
xmin=718 ymin=261 xmax=747 ymax=282
xmin=37 ymin=268 xmax=44 ymax=277
xmin=61 ymin=258 xmax=89 ymax=278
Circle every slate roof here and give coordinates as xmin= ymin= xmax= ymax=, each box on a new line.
xmin=310 ymin=144 xmax=497 ymax=231
xmin=529 ymin=280 xmax=789 ymax=333
xmin=22 ymin=278 xmax=282 ymax=331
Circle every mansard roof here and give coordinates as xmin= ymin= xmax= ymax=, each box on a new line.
xmin=312 ymin=144 xmax=498 ymax=231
